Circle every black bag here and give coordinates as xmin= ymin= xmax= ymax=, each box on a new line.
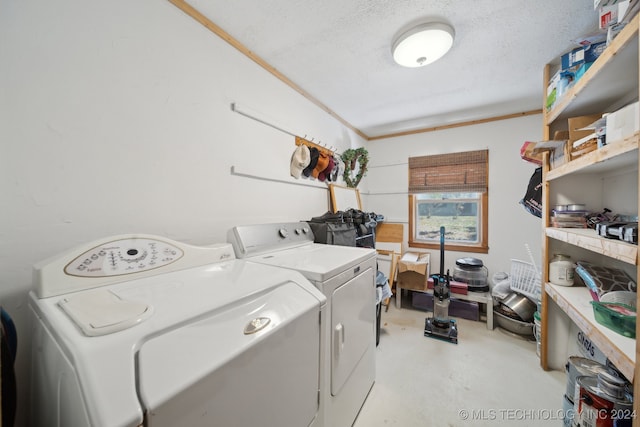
xmin=310 ymin=211 xmax=346 ymax=224
xmin=308 ymin=222 xmax=357 ymax=246
xmin=520 ymin=167 xmax=543 ymax=218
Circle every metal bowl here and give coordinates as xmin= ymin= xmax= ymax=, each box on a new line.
xmin=494 ymin=310 xmax=534 ymax=337
xmin=501 ymin=292 xmax=537 ymax=322
xmin=567 ymin=204 xmax=586 ymax=211
xmin=496 ymin=302 xmax=520 ymax=320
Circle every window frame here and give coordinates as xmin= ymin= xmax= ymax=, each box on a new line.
xmin=407 ymin=149 xmax=489 ymax=254
xmin=408 ymin=193 xmax=489 ymax=253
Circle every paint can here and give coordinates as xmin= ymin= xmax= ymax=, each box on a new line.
xmin=562 ymin=393 xmax=576 ymax=427
xmin=575 ymin=374 xmax=633 ymax=427
xmin=565 ymin=357 xmax=611 ymax=403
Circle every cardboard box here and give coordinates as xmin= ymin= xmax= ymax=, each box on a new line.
xmin=546 ymin=70 xmax=562 ymax=111
xmin=595 ymin=0 xmax=615 ymax=9
xmin=397 ymin=252 xmax=430 ymax=291
xmin=599 ymin=0 xmax=631 ymax=28
xmin=528 ymin=135 xmax=569 ymax=169
xmin=520 ymin=141 xmax=543 ymax=165
xmin=561 ymin=42 xmax=606 ymax=70
xmin=550 ymin=141 xmax=570 ymax=169
xmin=571 ymin=136 xmax=598 ymax=160
xmin=606 ymin=101 xmax=640 ymax=143
xmin=568 ymin=114 xmax=603 ymax=144
xmin=574 ymin=62 xmax=593 ymax=81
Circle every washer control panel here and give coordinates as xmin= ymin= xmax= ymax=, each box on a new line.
xmin=34 ymin=234 xmax=234 ymax=298
xmin=64 ymin=238 xmax=184 ymax=277
xmin=228 ymin=222 xmax=314 ymax=258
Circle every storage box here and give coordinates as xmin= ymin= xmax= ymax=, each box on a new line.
xmin=606 ymin=101 xmax=639 ymax=143
xmin=595 ymin=0 xmax=615 ymax=9
xmin=546 ymin=70 xmax=562 ymax=111
xmin=520 ymin=141 xmax=543 ymax=165
xmin=411 ymin=292 xmax=480 ymax=321
xmin=564 ymin=114 xmax=602 ymax=161
xmin=568 ymin=114 xmax=603 ymax=143
xmin=591 ymin=301 xmax=636 ymax=337
xmin=599 ymin=0 xmax=631 ymax=28
xmin=571 ymin=137 xmax=598 ymax=160
xmin=545 ymin=70 xmax=577 ymax=112
xmin=542 ymin=139 xmax=571 ymax=169
xmin=561 ymin=42 xmax=606 ymax=70
xmin=574 ymin=62 xmax=593 ymax=81
xmin=528 ymin=136 xmax=570 ymax=169
xmin=550 ymin=143 xmax=569 ymax=168
xmin=569 ymin=322 xmax=608 ymax=366
xmin=397 ymin=252 xmax=430 ymax=291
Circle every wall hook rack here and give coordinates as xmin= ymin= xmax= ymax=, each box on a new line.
xmin=295 ymin=136 xmax=334 ymax=157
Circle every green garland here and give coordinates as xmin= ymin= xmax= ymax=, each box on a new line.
xmin=341 ymin=148 xmax=369 ymax=188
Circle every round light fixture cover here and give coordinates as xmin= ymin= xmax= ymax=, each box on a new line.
xmin=392 ymin=22 xmax=455 ymax=67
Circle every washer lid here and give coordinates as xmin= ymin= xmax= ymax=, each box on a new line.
xmin=59 ymin=289 xmax=153 ymax=336
xmin=248 ymin=244 xmax=375 ymax=282
xmin=138 ymin=280 xmax=322 ymax=425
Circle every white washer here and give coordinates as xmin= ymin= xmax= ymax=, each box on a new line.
xmin=29 ymin=234 xmax=326 ymax=427
xmin=228 ymin=222 xmax=377 ymax=427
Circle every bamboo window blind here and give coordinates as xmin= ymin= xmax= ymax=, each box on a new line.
xmin=408 ymin=149 xmax=488 ymax=193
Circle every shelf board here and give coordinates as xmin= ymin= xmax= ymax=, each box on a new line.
xmin=546 ymin=15 xmax=640 ymax=124
xmin=545 ymin=227 xmax=638 ymax=265
xmin=545 ymin=283 xmax=635 ymax=381
xmin=545 ymin=134 xmax=639 ymax=180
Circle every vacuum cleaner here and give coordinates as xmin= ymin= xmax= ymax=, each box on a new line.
xmin=424 ymin=226 xmax=458 ymax=344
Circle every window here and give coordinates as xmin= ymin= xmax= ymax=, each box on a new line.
xmin=408 ymin=149 xmax=489 ymax=253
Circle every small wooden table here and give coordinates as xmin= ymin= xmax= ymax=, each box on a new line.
xmin=397 ymin=287 xmax=494 ymax=330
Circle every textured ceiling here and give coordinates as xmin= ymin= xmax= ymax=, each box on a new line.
xmin=186 ymin=0 xmax=599 ymax=138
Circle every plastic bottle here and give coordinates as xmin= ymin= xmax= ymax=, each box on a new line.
xmin=549 ymin=254 xmax=575 ymax=286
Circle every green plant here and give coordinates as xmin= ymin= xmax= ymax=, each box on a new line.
xmin=341 ymin=148 xmax=369 ymax=188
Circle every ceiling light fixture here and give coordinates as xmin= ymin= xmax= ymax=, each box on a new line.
xmin=392 ymin=22 xmax=455 ymax=68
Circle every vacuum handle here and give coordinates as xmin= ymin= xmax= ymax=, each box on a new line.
xmin=439 ymin=226 xmax=445 ymax=276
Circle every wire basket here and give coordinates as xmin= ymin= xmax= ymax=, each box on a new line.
xmin=510 ymin=259 xmax=541 ymax=302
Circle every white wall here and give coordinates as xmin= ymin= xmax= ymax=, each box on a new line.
xmin=362 ymin=115 xmax=544 ymax=279
xmin=1 ymin=1 xmax=546 ymax=423
xmin=0 ymin=1 xmax=365 ymax=423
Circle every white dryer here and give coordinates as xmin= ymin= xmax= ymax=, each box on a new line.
xmin=29 ymin=234 xmax=326 ymax=427
xmin=228 ymin=222 xmax=377 ymax=427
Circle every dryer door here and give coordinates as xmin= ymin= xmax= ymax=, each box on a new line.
xmin=138 ymin=281 xmax=323 ymax=427
xmin=331 ymin=264 xmax=376 ymax=396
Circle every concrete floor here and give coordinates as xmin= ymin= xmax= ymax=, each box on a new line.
xmin=354 ymin=292 xmax=567 ymax=427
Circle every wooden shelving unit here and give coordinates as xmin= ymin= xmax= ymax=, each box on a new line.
xmin=539 ymin=13 xmax=640 ymax=422
xmin=546 ymin=283 xmax=636 ymax=380
xmin=545 ymin=134 xmax=638 ymax=181
xmin=545 ymin=227 xmax=638 ymax=265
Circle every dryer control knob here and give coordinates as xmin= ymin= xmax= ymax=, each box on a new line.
xmin=294 ymin=228 xmax=301 ymax=235
xmin=278 ymin=228 xmax=288 ymax=238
